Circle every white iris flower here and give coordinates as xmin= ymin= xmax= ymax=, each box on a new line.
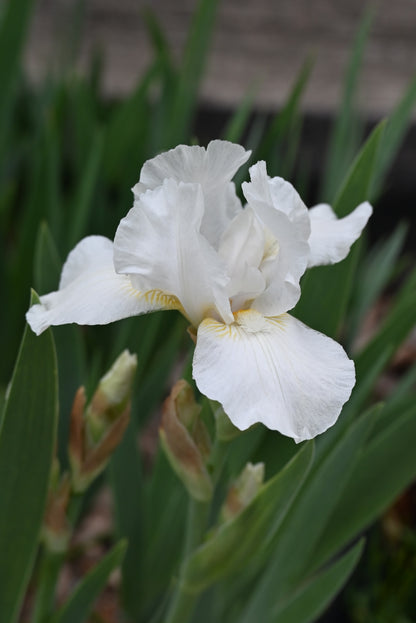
xmin=26 ymin=140 xmax=372 ymax=442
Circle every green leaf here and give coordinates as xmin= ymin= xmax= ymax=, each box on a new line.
xmin=313 ymin=402 xmax=416 ymax=571
xmin=181 ymin=442 xmax=314 ymax=593
xmin=294 ymin=121 xmax=385 ymax=338
xmin=0 ymin=291 xmax=58 ymax=623
xmin=272 ymin=540 xmax=364 ymax=623
xmin=54 ymin=540 xmax=127 ymax=623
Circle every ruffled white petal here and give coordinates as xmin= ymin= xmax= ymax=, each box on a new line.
xmin=26 ymin=236 xmax=172 ymax=336
xmin=114 ymin=180 xmax=233 ymax=327
xmin=193 ymin=310 xmax=355 ymax=442
xmin=242 ymin=162 xmax=310 ymax=315
xmin=307 ymin=201 xmax=373 ymax=267
xmin=218 ymin=206 xmax=266 ymax=306
xmin=133 ymin=140 xmax=250 ymax=196
xmin=132 ymin=140 xmax=251 ymax=247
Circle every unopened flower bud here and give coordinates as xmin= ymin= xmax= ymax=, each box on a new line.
xmin=160 ymin=380 xmax=213 ymax=502
xmin=220 ymin=462 xmax=265 ymax=523
xmin=69 ymin=350 xmax=137 ymax=493
xmin=86 ymin=350 xmax=137 ymax=444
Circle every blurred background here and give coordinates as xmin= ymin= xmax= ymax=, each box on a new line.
xmin=26 ymin=0 xmax=416 ymax=115
xmin=25 ymin=0 xmax=416 ymax=244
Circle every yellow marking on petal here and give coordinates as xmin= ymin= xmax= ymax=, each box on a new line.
xmin=267 ymin=313 xmax=288 ymax=329
xmin=200 ymin=317 xmax=236 ymax=339
xmin=121 ymin=281 xmax=184 ymax=313
xmin=232 ymin=309 xmax=288 ymax=334
xmin=200 ymin=310 xmax=289 ymax=342
xmin=144 ymin=289 xmax=182 ymax=311
xmin=233 ymin=309 xmax=270 ymax=333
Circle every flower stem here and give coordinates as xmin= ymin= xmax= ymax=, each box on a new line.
xmin=165 ymin=498 xmax=209 ymax=623
xmin=165 ymin=439 xmax=229 ymax=623
xmin=31 ymin=494 xmax=83 ymax=623
xmin=31 ymin=550 xmax=64 ymax=623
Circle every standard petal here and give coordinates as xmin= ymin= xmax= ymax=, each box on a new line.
xmin=132 ymin=140 xmax=251 ymax=246
xmin=114 ymin=180 xmax=233 ymax=327
xmin=26 ymin=236 xmax=175 ymax=335
xmin=307 ymin=201 xmax=373 ymax=267
xmin=193 ymin=309 xmax=355 ymax=443
xmin=218 ymin=206 xmax=266 ymax=305
xmin=243 ymin=161 xmax=310 ymax=232
xmin=242 ymin=162 xmax=310 ymax=315
xmin=133 ymin=140 xmax=250 ymax=196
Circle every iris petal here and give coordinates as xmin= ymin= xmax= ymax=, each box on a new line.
xmin=26 ymin=236 xmax=172 ymax=335
xmin=114 ymin=180 xmax=233 ymax=327
xmin=193 ymin=310 xmax=355 ymax=442
xmin=243 ymin=162 xmax=310 ymax=315
xmin=307 ymin=202 xmax=373 ymax=267
xmin=132 ymin=140 xmax=251 ymax=246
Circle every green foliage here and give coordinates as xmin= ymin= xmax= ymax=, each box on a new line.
xmin=314 ymin=402 xmax=416 ymax=570
xmin=234 ymin=406 xmax=377 ymax=623
xmin=0 ymin=291 xmax=58 ymax=623
xmin=272 ymin=540 xmax=365 ymax=623
xmin=181 ymin=442 xmax=314 ymax=593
